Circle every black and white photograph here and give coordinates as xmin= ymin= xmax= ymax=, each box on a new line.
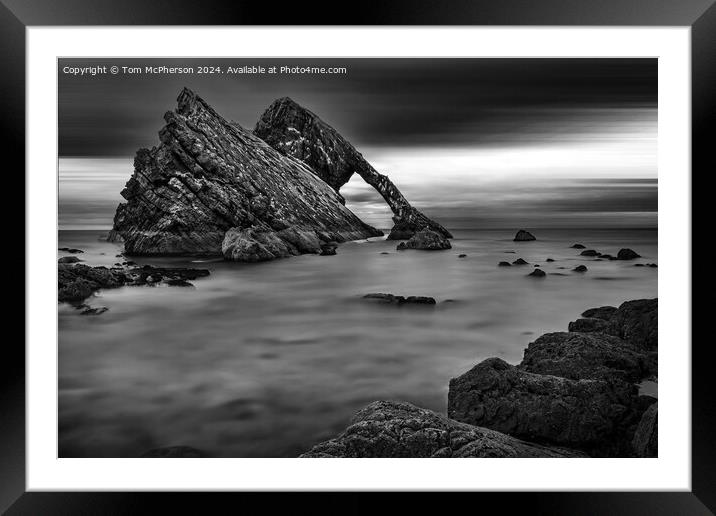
xmin=57 ymin=57 xmax=658 ymax=459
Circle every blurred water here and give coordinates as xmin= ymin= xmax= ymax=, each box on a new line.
xmin=58 ymin=227 xmax=657 ymax=457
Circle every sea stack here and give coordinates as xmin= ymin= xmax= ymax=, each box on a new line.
xmin=254 ymin=97 xmax=451 ymax=241
xmin=109 ymin=88 xmax=382 ymax=260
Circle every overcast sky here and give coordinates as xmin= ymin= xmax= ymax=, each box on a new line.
xmin=58 ymin=58 xmax=656 ymax=156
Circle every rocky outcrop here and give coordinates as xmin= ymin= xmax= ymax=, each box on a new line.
xmin=447 ymin=358 xmax=650 ymax=456
xmin=301 ymin=298 xmax=658 ymax=458
xmin=520 ymin=332 xmax=650 ymax=382
xmin=396 ymin=229 xmax=451 ymax=250
xmin=58 ymin=263 xmax=210 ymax=303
xmin=631 ymin=403 xmax=657 ymax=457
xmin=513 ymin=229 xmax=536 ymax=241
xmin=300 ymin=401 xmax=585 ymax=458
xmin=110 ymin=88 xmax=381 ymax=259
xmin=254 ymin=97 xmax=451 ymax=240
xmin=602 ymin=299 xmax=657 ymax=351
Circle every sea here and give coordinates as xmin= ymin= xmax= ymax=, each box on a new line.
xmin=58 ymin=226 xmax=657 ymax=457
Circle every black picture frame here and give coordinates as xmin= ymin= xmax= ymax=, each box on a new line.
xmin=3 ymin=0 xmax=712 ymax=513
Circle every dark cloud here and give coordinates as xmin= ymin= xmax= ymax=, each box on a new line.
xmin=58 ymin=58 xmax=656 ymax=156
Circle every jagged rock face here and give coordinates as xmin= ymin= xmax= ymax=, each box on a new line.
xmin=300 ymin=401 xmax=586 ymax=458
xmin=111 ymin=88 xmax=381 ymax=258
xmin=254 ymin=97 xmax=452 ymax=240
xmin=447 ymin=357 xmax=652 ymax=456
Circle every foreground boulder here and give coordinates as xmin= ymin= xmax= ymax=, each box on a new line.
xmin=396 ymin=229 xmax=451 ymax=251
xmin=603 ymin=299 xmax=657 ymax=351
xmin=513 ymin=229 xmax=536 ymax=241
xmin=447 ymin=358 xmax=652 ymax=456
xmin=110 ymin=88 xmax=381 ymax=259
xmin=520 ymin=332 xmax=651 ymax=382
xmin=300 ymin=401 xmax=585 ymax=458
xmin=631 ymin=403 xmax=657 ymax=457
xmin=254 ymin=97 xmax=450 ymax=240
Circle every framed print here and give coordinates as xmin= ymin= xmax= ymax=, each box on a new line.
xmin=4 ymin=0 xmax=713 ymax=513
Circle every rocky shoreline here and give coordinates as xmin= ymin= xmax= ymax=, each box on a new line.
xmin=300 ymin=298 xmax=658 ymax=458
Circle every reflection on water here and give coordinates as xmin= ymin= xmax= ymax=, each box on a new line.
xmin=58 ymin=228 xmax=657 ymax=457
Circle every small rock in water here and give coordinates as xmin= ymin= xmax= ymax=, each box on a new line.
xmin=546 ymin=258 xmax=555 ymax=262
xmin=380 ymin=252 xmax=390 ymax=255
xmin=512 ymin=258 xmax=529 ymax=265
xmin=573 ymin=265 xmax=588 ymax=272
xmin=363 ymin=293 xmax=436 ymax=305
xmin=571 ymin=244 xmax=586 ymax=249
xmin=634 ymin=263 xmax=645 ymax=267
xmin=534 ymin=264 xmax=541 ymax=267
xmin=528 ymin=269 xmax=546 ymax=278
xmin=458 ymin=254 xmax=467 ymax=258
xmin=647 ymin=263 xmax=658 ymax=268
xmin=617 ymin=248 xmax=641 ymax=260
xmin=498 ymin=261 xmax=512 ymax=267
xmin=320 ymin=242 xmax=338 ymax=256
xmin=58 ymin=256 xmax=82 ymax=264
xmin=58 ymin=247 xmax=84 ymax=254
xmin=504 ymin=250 xmax=516 ymax=254
xmin=513 ymin=229 xmax=536 ymax=241
xmin=396 ymin=228 xmax=451 ymax=251
xmin=80 ymin=306 xmax=108 ymax=315
xmin=580 ymin=249 xmax=599 ymax=257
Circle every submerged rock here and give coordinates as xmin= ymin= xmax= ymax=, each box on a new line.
xmin=580 ymin=249 xmax=599 ymax=257
xmin=458 ymin=254 xmax=467 ymax=258
xmin=363 ymin=293 xmax=436 ymax=305
xmin=513 ymin=229 xmax=536 ymax=241
xmin=512 ymin=258 xmax=529 ymax=265
xmin=498 ymin=261 xmax=512 ymax=267
xmin=300 ymin=401 xmax=585 ymax=458
xmin=396 ymin=228 xmax=451 ymax=251
xmin=110 ymin=88 xmax=381 ymax=259
xmin=59 ymin=247 xmax=84 ymax=254
xmin=571 ymin=244 xmax=586 ymax=249
xmin=528 ymin=269 xmax=546 ymax=278
xmin=254 ymin=97 xmax=451 ymax=240
xmin=80 ymin=306 xmax=109 ymax=316
xmin=617 ymin=248 xmax=641 ymax=260
xmin=573 ymin=265 xmax=588 ymax=272
xmin=546 ymin=258 xmax=555 ymax=262
xmin=447 ymin=357 xmax=651 ymax=456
